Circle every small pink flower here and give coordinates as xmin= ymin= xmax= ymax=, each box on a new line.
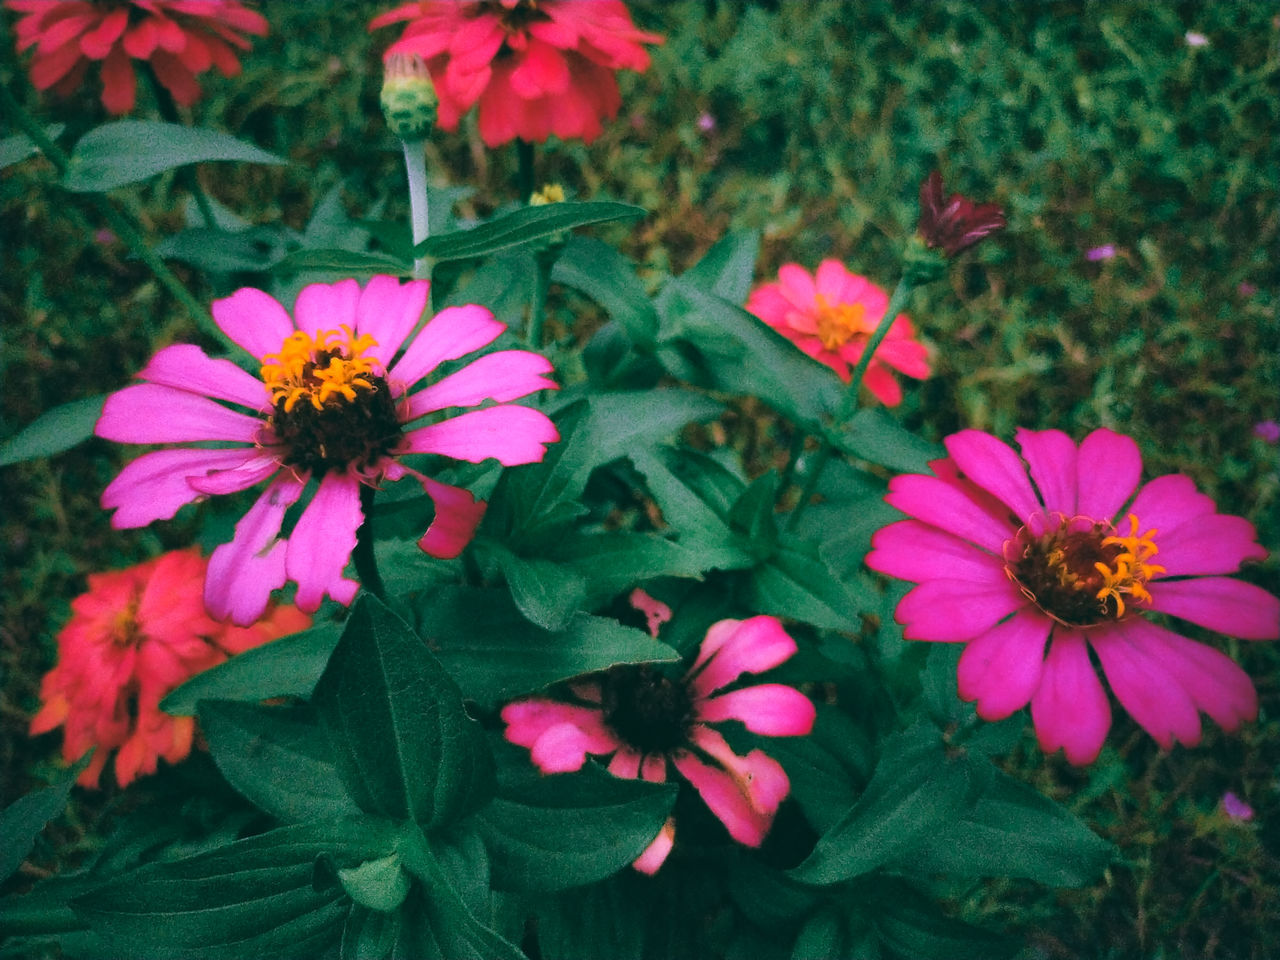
xmin=1254 ymin=420 xmax=1280 ymax=445
xmin=370 ymin=0 xmax=662 ymax=148
xmin=1185 ymin=31 xmax=1209 ymax=48
xmin=1086 ymin=244 xmax=1117 ymax=262
xmin=745 ymin=259 xmax=931 ymax=406
xmin=1222 ymin=791 xmax=1254 ymax=821
xmin=95 ymin=276 xmax=559 ymax=626
xmin=696 ymin=111 xmax=715 ymax=133
xmin=502 ymin=615 xmax=816 ymax=873
xmin=866 ymin=427 xmax=1279 ymax=765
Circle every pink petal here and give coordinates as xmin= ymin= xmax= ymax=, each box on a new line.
xmin=629 ymin=588 xmax=672 ymax=639
xmin=1125 ymin=474 xmax=1216 ymax=538
xmin=866 ymin=519 xmax=1006 ymax=583
xmin=98 ymin=45 xmax=136 ymax=113
xmin=96 ymin=384 xmax=262 ymax=444
xmin=530 ymin=722 xmax=614 ymax=773
xmin=403 ymin=351 xmax=557 ymax=419
xmin=956 ymin=610 xmax=1052 ymax=720
xmin=186 ymin=453 xmax=281 ymax=496
xmin=895 ymin=578 xmax=1027 ymax=642
xmin=292 ymin=279 xmax=361 ymax=339
xmin=1075 ymin=428 xmax=1142 ymax=522
xmin=1155 ymin=514 xmax=1268 ymax=577
xmin=1015 ymin=427 xmax=1078 ymax=516
xmin=688 ymin=617 xmax=798 ymax=699
xmin=696 ymin=685 xmax=815 ymax=736
xmin=101 ymin=447 xmax=264 ymax=528
xmin=813 ymin=258 xmax=856 ymax=300
xmin=1150 ymin=578 xmax=1280 ymax=640
xmin=674 ymin=727 xmax=788 ymax=846
xmin=1030 ymin=631 xmax=1111 ymax=765
xmin=775 ymin=264 xmax=818 ymax=313
xmin=403 ymin=405 xmax=559 ymax=465
xmin=211 ymin=287 xmax=296 ymax=360
xmin=631 ymin=818 xmax=675 ymax=875
xmin=508 ymin=40 xmax=570 ymax=97
xmin=1089 ymin=624 xmax=1202 ymax=750
xmin=640 ymin=753 xmax=667 ymax=782
xmin=355 ymin=276 xmax=430 ymax=366
xmin=205 ymin=476 xmax=304 ymax=626
xmin=388 ymin=304 xmax=506 ymax=387
xmin=608 ymin=747 xmax=642 ymax=780
xmin=885 ymin=474 xmax=1014 ymax=553
xmin=138 ymin=343 xmax=270 ymax=411
xmin=414 ymin=475 xmax=487 ymax=559
xmin=944 ymin=429 xmax=1042 ymax=522
xmin=285 ymin=472 xmax=362 ymax=613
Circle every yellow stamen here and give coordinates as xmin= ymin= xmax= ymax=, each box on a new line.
xmin=1094 ymin=513 xmax=1165 ymax=617
xmin=813 ymin=294 xmax=871 ymax=351
xmin=260 ymin=326 xmax=381 ymax=412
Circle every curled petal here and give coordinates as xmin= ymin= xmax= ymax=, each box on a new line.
xmin=285 ymin=472 xmax=362 ymax=613
xmin=101 ymin=447 xmax=263 ymax=528
xmin=632 ymin=818 xmax=676 ymax=875
xmin=410 ymin=474 xmax=488 ymax=559
xmin=677 ymin=726 xmax=789 ymax=846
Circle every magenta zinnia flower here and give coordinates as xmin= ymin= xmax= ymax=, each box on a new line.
xmin=867 ymin=427 xmax=1279 ymax=764
xmin=502 ymin=615 xmax=816 ymax=873
xmin=95 ymin=276 xmax=559 ymax=626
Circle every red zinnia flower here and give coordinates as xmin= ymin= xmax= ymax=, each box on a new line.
xmin=916 ymin=170 xmax=1006 ymax=258
xmin=370 ymin=0 xmax=662 ymax=147
xmin=7 ymin=0 xmax=268 ymax=114
xmin=29 ymin=548 xmax=310 ymax=787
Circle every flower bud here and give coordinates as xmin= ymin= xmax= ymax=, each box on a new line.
xmin=380 ymin=53 xmax=436 ymax=142
xmin=917 ymin=170 xmax=1006 ymax=258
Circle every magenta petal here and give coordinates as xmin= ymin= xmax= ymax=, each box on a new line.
xmin=1015 ymin=427 xmax=1078 ymax=516
xmin=1090 ymin=624 xmax=1202 ymax=750
xmin=1075 ymin=428 xmax=1142 ymax=521
xmin=186 ymin=454 xmax=280 ymax=496
xmin=138 ymin=344 xmax=269 ymax=411
xmin=205 ymin=475 xmax=304 ymax=626
xmin=414 ymin=475 xmax=487 ymax=559
xmin=944 ymin=429 xmax=1042 ymax=522
xmin=502 ymin=696 xmax=608 ymax=742
xmin=956 ymin=611 xmax=1052 ymax=720
xmin=211 ymin=286 xmax=296 ymax=360
xmin=1126 ymin=474 xmax=1216 ymax=538
xmin=631 ymin=819 xmax=675 ymax=875
xmin=866 ymin=519 xmax=1005 ymax=583
xmin=1030 ymin=631 xmax=1111 ymax=765
xmin=530 ymin=722 xmax=612 ymax=773
xmin=404 ymin=405 xmax=559 ymax=466
xmin=696 ymin=685 xmax=815 ymax=736
xmin=688 ymin=617 xmax=797 ymax=699
xmin=885 ymin=474 xmax=1014 ymax=553
xmin=676 ymin=727 xmax=788 ymax=846
xmin=1150 ymin=577 xmax=1280 ymax=640
xmin=895 ymin=577 xmax=1027 ymax=642
xmin=404 ymin=350 xmax=558 ymax=419
xmin=102 ymin=447 xmax=262 ymax=528
xmin=388 ymin=304 xmax=506 ymax=387
xmin=608 ymin=747 xmax=643 ymax=780
xmin=285 ymin=472 xmax=362 ymax=613
xmin=292 ymin=279 xmax=361 ymax=339
xmin=356 ymin=275 xmax=430 ymax=366
xmin=1153 ymin=514 xmax=1267 ymax=577
xmin=96 ymin=384 xmax=262 ymax=444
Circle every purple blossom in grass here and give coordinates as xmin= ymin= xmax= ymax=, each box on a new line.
xmin=1086 ymin=244 xmax=1117 ymax=262
xmin=1185 ymin=31 xmax=1209 ymax=48
xmin=1222 ymin=792 xmax=1254 ymax=821
xmin=1254 ymin=421 xmax=1280 ymax=445
xmin=697 ymin=111 xmax=716 ymax=133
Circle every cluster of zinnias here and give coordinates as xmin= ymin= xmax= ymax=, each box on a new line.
xmin=94 ymin=275 xmax=559 ymax=626
xmin=371 ymin=0 xmax=662 ymax=147
xmin=503 ymin=602 xmax=815 ymax=873
xmin=7 ymin=0 xmax=268 ymax=114
xmin=745 ymin=259 xmax=931 ymax=406
xmin=30 ymin=548 xmax=309 ymax=787
xmin=867 ymin=427 xmax=1279 ymax=764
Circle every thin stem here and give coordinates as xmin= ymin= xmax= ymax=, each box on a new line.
xmin=785 ymin=441 xmax=833 ymax=532
xmin=775 ymin=429 xmax=808 ymax=503
xmin=516 ymin=138 xmax=535 ymax=204
xmin=402 ymin=138 xmax=431 ymax=279
xmin=354 ymin=484 xmax=387 ymax=604
xmin=527 ymin=251 xmax=551 ymax=348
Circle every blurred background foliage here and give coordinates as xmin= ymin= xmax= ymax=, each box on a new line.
xmin=2 ymin=1 xmax=1278 ymax=957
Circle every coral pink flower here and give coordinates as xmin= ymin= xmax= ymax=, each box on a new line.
xmin=95 ymin=276 xmax=559 ymax=626
xmin=866 ymin=427 xmax=1280 ymax=765
xmin=370 ymin=0 xmax=662 ymax=147
xmin=29 ymin=548 xmax=311 ymax=787
xmin=7 ymin=0 xmax=268 ymax=115
xmin=744 ymin=260 xmax=931 ymax=406
xmin=502 ymin=614 xmax=816 ymax=873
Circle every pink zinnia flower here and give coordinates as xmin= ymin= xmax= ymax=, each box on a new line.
xmin=744 ymin=259 xmax=931 ymax=406
xmin=95 ymin=276 xmax=559 ymax=626
xmin=7 ymin=0 xmax=268 ymax=115
xmin=502 ymin=615 xmax=816 ymax=873
xmin=29 ymin=548 xmax=311 ymax=787
xmin=867 ymin=427 xmax=1279 ymax=764
xmin=369 ymin=0 xmax=663 ymax=147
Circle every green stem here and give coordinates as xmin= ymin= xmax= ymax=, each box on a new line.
xmin=0 ymin=82 xmax=219 ymax=341
xmin=527 ymin=252 xmax=551 ymax=348
xmin=354 ymin=485 xmax=387 ymax=604
xmin=516 ymin=138 xmax=535 ymax=204
xmin=402 ymin=138 xmax=431 ymax=279
xmin=776 ymin=429 xmax=808 ymax=503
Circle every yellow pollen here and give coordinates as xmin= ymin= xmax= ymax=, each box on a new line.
xmin=110 ymin=596 xmax=143 ymax=647
xmin=530 ymin=183 xmax=565 ymax=205
xmin=813 ymin=294 xmax=871 ymax=351
xmin=1094 ymin=513 xmax=1165 ymax=617
xmin=260 ymin=326 xmax=381 ymax=413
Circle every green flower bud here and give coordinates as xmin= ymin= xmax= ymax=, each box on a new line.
xmin=380 ymin=53 xmax=436 ymax=142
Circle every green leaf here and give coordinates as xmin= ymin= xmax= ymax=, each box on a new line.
xmin=161 ymin=622 xmax=340 ymax=714
xmin=311 ymin=596 xmax=495 ymax=828
xmin=476 ymin=744 xmax=678 ymax=892
xmin=269 ymin=248 xmax=410 ymax=277
xmin=340 ymin=906 xmax=400 ymax=960
xmin=63 ymin=121 xmax=285 ymax=192
xmin=680 ymin=228 xmax=761 ymax=304
xmin=0 ymin=394 xmax=106 ymax=466
xmin=744 ymin=537 xmax=865 ymax=632
xmin=551 ymin=235 xmax=659 ymax=348
xmin=198 ymin=700 xmax=362 ymax=824
xmin=483 ymin=544 xmax=588 ymax=632
xmin=547 ymin=531 xmax=712 ymax=607
xmin=790 ymin=724 xmax=977 ymax=885
xmin=728 ymin=469 xmax=781 ymax=560
xmin=764 ymin=705 xmax=873 ymax=835
xmin=415 ymin=201 xmax=644 ymax=263
xmin=829 ymin=408 xmax=944 ymax=474
xmin=338 ymin=853 xmax=411 ymax=913
xmin=0 ymin=124 xmax=64 ymax=170
xmin=870 ymin=880 xmax=1015 ymax=960
xmin=0 ymin=752 xmax=91 ymax=883
xmin=156 ymin=224 xmax=295 ymax=273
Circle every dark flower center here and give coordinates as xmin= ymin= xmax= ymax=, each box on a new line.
xmin=600 ymin=665 xmax=695 ymax=755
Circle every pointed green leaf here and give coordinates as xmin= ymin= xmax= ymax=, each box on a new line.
xmin=0 ymin=752 xmax=91 ymax=883
xmin=548 ymin=531 xmax=712 ymax=606
xmin=0 ymin=124 xmax=64 ymax=170
xmin=0 ymin=395 xmax=106 ymax=466
xmin=551 ymin=235 xmax=659 ymax=348
xmin=269 ymin=249 xmax=410 ymax=277
xmin=745 ymin=537 xmax=865 ymax=632
xmin=728 ymin=469 xmax=781 ymax=560
xmin=338 ymin=853 xmax=411 ymax=913
xmin=415 ymin=201 xmax=644 ymax=263
xmin=484 ymin=544 xmax=588 ymax=632
xmin=680 ymin=229 xmax=761 ymax=304
xmin=871 ymin=879 xmax=1015 ymax=960
xmin=829 ymin=408 xmax=944 ymax=474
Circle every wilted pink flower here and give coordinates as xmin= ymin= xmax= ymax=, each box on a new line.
xmin=370 ymin=0 xmax=662 ymax=147
xmin=917 ymin=170 xmax=1006 ymax=258
xmin=1086 ymin=244 xmax=1117 ymax=262
xmin=1222 ymin=791 xmax=1254 ymax=821
xmin=1254 ymin=420 xmax=1280 ymax=444
xmin=7 ymin=0 xmax=268 ymax=115
xmin=867 ymin=427 xmax=1279 ymax=765
xmin=745 ymin=259 xmax=931 ymax=406
xmin=95 ymin=276 xmax=559 ymax=626
xmin=502 ymin=615 xmax=816 ymax=873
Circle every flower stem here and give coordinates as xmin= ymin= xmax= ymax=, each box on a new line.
xmin=516 ymin=138 xmax=535 ymax=204
xmin=402 ymin=138 xmax=431 ymax=279
xmin=527 ymin=251 xmax=552 ymax=348
xmin=354 ymin=485 xmax=387 ymax=604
